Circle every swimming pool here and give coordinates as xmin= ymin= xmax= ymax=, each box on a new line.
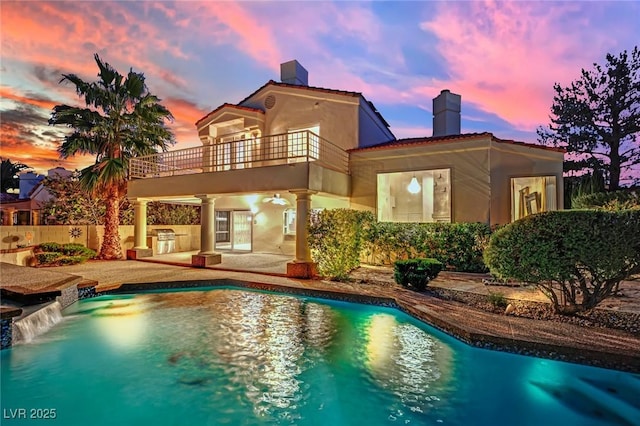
xmin=1 ymin=288 xmax=638 ymax=425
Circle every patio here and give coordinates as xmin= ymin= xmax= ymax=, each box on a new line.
xmin=139 ymin=251 xmax=292 ymax=275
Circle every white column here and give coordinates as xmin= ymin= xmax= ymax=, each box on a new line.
xmin=197 ymin=195 xmax=216 ymax=254
xmin=132 ymin=199 xmax=149 ymax=249
xmin=290 ymin=190 xmax=316 ymax=262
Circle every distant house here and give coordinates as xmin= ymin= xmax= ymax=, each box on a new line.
xmin=127 ymin=60 xmax=564 ymax=277
xmin=0 ymin=167 xmax=72 ymax=225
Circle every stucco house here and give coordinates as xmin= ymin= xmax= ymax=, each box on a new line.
xmin=126 ymin=60 xmax=564 ymax=277
xmin=0 ymin=167 xmax=72 ymax=226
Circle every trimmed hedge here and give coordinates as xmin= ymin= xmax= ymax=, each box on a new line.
xmin=308 ymin=209 xmax=375 ymax=280
xmin=394 ymin=258 xmax=443 ymax=291
xmin=484 ymin=210 xmax=640 ymax=313
xmin=364 ymin=222 xmax=492 ymax=272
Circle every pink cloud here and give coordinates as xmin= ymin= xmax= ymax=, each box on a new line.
xmin=1 ymin=2 xmax=189 ymax=90
xmin=419 ymin=1 xmax=623 ymax=131
xmin=194 ymin=2 xmax=283 ymax=72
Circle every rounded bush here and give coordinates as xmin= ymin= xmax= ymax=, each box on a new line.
xmin=393 ymin=258 xmax=443 ymax=291
xmin=484 ymin=210 xmax=640 ymax=312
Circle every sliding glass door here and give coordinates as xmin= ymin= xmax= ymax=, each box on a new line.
xmin=215 ymin=210 xmax=252 ymax=252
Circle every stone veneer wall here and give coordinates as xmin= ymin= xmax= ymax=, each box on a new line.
xmin=1 ymin=319 xmax=12 ymax=349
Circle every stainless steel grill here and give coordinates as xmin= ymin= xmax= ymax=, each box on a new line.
xmin=150 ymin=229 xmax=175 ymax=254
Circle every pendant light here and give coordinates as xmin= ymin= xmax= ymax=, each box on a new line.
xmin=407 ymin=175 xmax=421 ymax=194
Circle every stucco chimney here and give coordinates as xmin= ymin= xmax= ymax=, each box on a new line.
xmin=433 ymin=89 xmax=461 ymax=137
xmin=280 ymin=60 xmax=308 ymax=86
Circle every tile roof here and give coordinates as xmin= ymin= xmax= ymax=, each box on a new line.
xmin=350 ymin=132 xmax=566 ymax=153
xmin=0 ymin=193 xmax=19 ymax=203
xmin=238 ymin=80 xmax=392 ymax=131
xmin=238 ymin=80 xmax=362 ymax=105
xmin=195 ymin=103 xmax=265 ymax=126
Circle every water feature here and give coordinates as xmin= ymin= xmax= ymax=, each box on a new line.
xmin=12 ymin=301 xmax=63 ymax=344
xmin=1 ymin=289 xmax=638 ymax=425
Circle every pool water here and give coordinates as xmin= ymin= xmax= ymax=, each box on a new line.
xmin=1 ymin=289 xmax=638 ymax=425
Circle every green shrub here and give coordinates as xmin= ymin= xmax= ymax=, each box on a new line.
xmin=35 ymin=252 xmax=63 ymax=265
xmin=308 ymin=209 xmax=375 ymax=280
xmin=487 ymin=292 xmax=507 ymax=308
xmin=572 ymin=189 xmax=639 ymax=211
xmin=38 ymin=242 xmax=62 ymax=252
xmin=34 ymin=242 xmax=95 ymax=266
xmin=484 ymin=210 xmax=640 ymax=314
xmin=61 ymin=243 xmax=96 ymax=258
xmin=393 ymin=258 xmax=443 ymax=291
xmin=365 ymin=222 xmax=492 ymax=272
xmin=57 ymin=255 xmax=88 ymax=265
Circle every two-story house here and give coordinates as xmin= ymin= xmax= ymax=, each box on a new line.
xmin=126 ymin=60 xmax=564 ymax=277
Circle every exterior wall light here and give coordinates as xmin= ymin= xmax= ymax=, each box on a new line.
xmin=407 ymin=176 xmax=421 ymax=194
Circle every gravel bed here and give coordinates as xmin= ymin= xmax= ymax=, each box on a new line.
xmin=349 ymin=267 xmax=639 ymax=336
xmin=424 ymin=287 xmax=640 ymax=335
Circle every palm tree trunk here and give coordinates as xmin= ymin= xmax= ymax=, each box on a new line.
xmin=99 ymin=184 xmax=123 ymax=260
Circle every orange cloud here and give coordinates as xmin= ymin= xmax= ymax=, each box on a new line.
xmin=0 ymin=86 xmax=57 ymax=110
xmin=1 ymin=2 xmax=190 ymax=89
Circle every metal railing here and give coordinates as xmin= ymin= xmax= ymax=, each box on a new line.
xmin=129 ymin=131 xmax=349 ymax=179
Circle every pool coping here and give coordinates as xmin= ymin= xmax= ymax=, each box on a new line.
xmin=105 ymin=278 xmax=640 ymax=373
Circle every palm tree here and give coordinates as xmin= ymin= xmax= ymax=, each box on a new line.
xmin=0 ymin=158 xmax=30 ymax=193
xmin=50 ymin=54 xmax=175 ymax=259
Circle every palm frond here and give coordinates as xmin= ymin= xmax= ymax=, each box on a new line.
xmin=51 ymin=53 xmax=176 ymax=192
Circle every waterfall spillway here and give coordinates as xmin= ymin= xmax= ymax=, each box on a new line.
xmin=12 ymin=301 xmax=63 ymax=344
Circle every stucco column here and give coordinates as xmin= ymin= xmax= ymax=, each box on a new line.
xmin=6 ymin=208 xmax=15 ymax=226
xmin=192 ymin=195 xmax=222 ymax=267
xmin=1 ymin=208 xmax=14 ymax=226
xmin=198 ymin=195 xmax=216 ymax=254
xmin=133 ymin=199 xmax=149 ymax=249
xmin=293 ymin=190 xmax=314 ymax=262
xmin=287 ymin=190 xmax=317 ymax=278
xmin=126 ymin=198 xmax=152 ymax=260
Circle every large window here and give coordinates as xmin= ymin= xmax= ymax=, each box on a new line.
xmin=377 ymin=169 xmax=451 ymax=223
xmin=288 ymin=125 xmax=319 ymax=162
xmin=511 ymin=176 xmax=557 ymax=221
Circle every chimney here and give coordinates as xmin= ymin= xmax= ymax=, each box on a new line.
xmin=432 ymin=89 xmax=461 ymax=137
xmin=280 ymin=60 xmax=308 ymax=86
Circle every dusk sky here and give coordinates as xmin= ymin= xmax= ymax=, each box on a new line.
xmin=1 ymin=1 xmax=639 ymax=175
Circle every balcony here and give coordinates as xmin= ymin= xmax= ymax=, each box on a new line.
xmin=129 ymin=131 xmax=349 ymax=179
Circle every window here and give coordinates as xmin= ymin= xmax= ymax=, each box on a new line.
xmin=511 ymin=176 xmax=557 ymax=221
xmin=215 ymin=211 xmax=231 ymax=242
xmin=283 ymin=208 xmax=324 ymax=235
xmin=288 ymin=125 xmax=319 ymax=162
xmin=283 ymin=208 xmax=296 ymax=235
xmin=377 ymin=169 xmax=451 ymax=223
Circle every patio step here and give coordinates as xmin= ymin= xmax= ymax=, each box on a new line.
xmin=578 ymin=375 xmax=640 ymax=411
xmin=530 ymin=376 xmax=639 ymax=426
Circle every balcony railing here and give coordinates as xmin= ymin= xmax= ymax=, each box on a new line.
xmin=129 ymin=131 xmax=349 ymax=179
